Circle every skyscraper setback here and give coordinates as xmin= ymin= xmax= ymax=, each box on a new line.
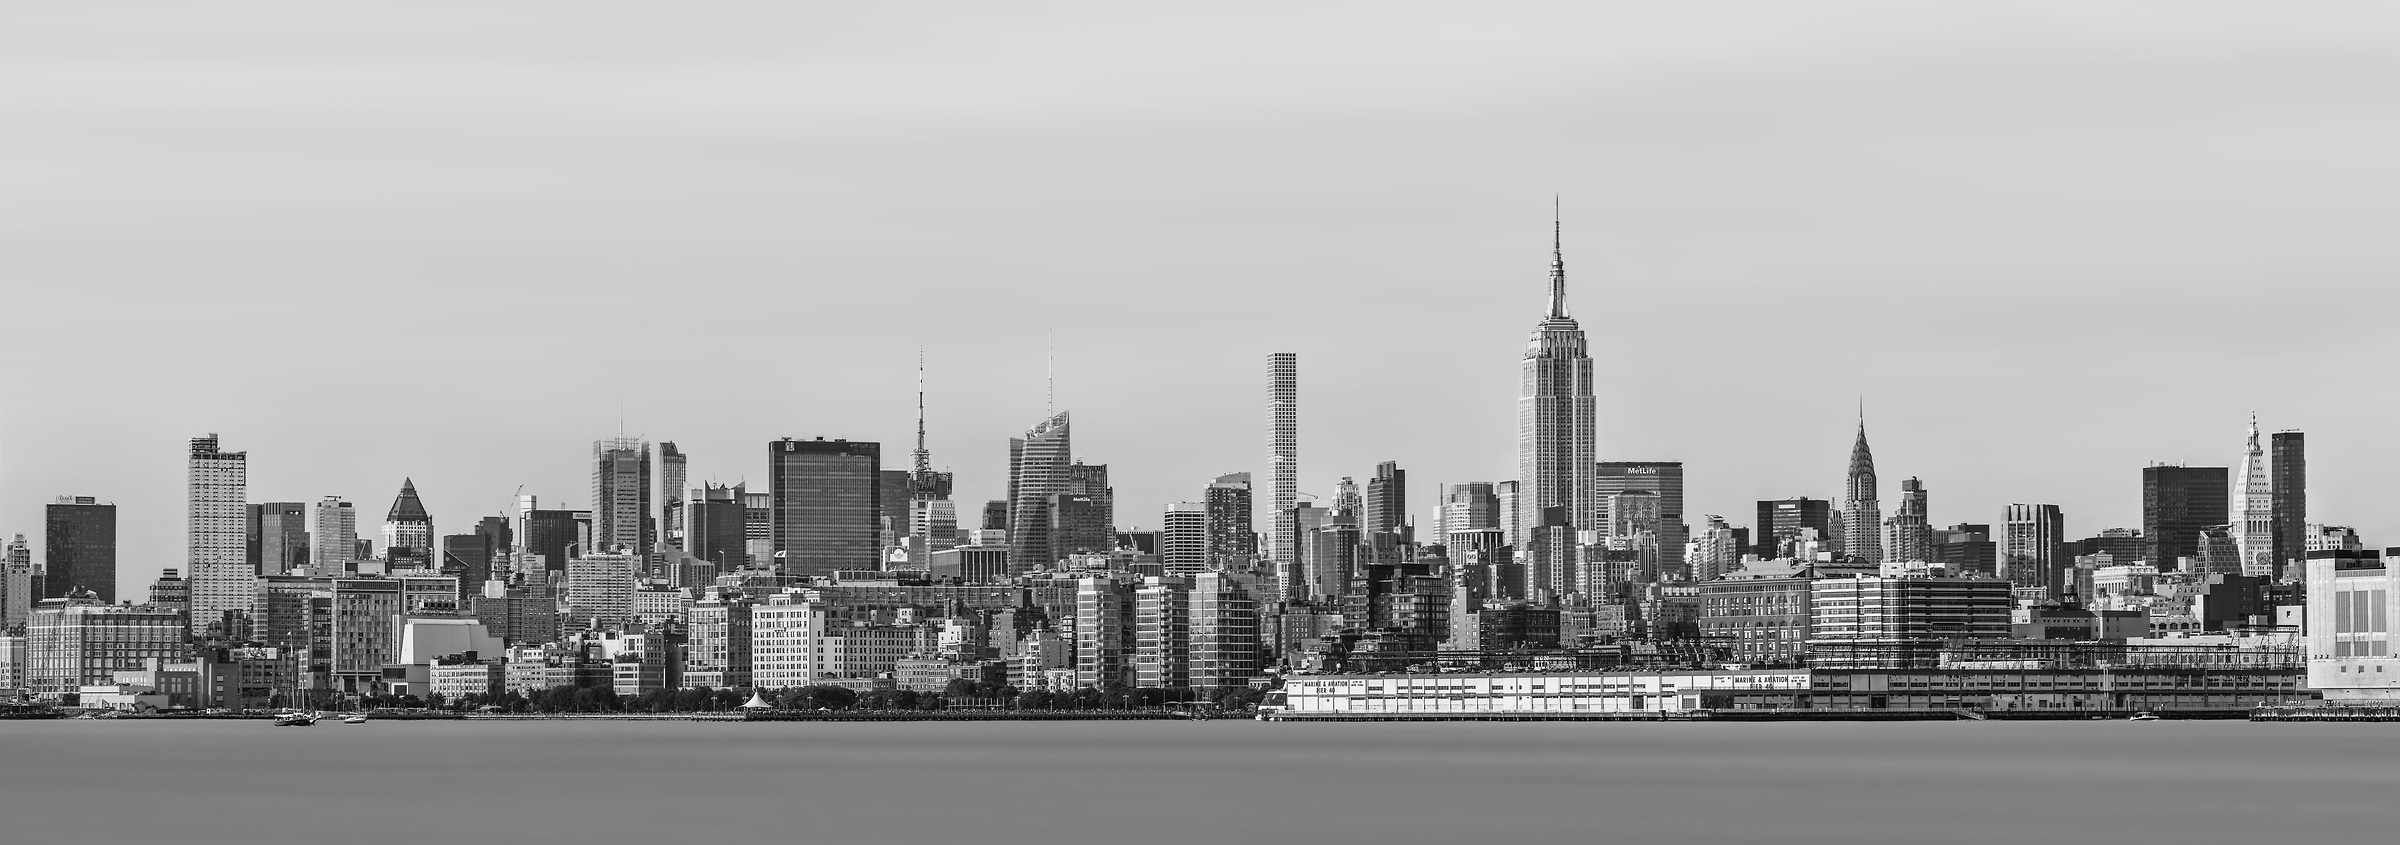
xmin=1517 ymin=212 xmax=1597 ymax=545
xmin=1267 ymin=353 xmax=1298 ymax=575
xmin=185 ymin=434 xmax=250 ymax=634
xmin=1841 ymin=417 xmax=1883 ymax=565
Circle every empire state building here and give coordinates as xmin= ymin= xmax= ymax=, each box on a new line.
xmin=1517 ymin=215 xmax=1598 ymax=546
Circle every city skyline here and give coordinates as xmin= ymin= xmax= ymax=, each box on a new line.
xmin=7 ymin=4 xmax=2400 ymax=598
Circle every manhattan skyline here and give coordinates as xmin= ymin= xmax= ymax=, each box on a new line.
xmin=6 ymin=4 xmax=2400 ymax=598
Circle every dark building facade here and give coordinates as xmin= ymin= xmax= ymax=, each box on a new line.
xmin=45 ymin=496 xmax=118 ymax=601
xmin=522 ymin=508 xmax=588 ymax=573
xmin=769 ymin=437 xmax=883 ymax=578
xmin=253 ymin=502 xmax=309 ymax=576
xmin=1599 ymin=461 xmax=1687 ymax=571
xmin=1756 ymin=498 xmax=1835 ymax=559
xmin=2143 ymin=465 xmax=2230 ymax=571
xmin=2270 ymin=431 xmax=2306 ymax=573
xmin=687 ymin=483 xmax=751 ymax=570
xmin=1933 ymin=524 xmax=1997 ymax=578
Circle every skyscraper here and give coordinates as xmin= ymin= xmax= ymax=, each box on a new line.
xmin=659 ymin=442 xmax=687 ymax=552
xmin=591 ymin=437 xmax=653 ymax=556
xmin=1596 ymin=462 xmax=1686 ymax=573
xmin=1441 ymin=483 xmax=1500 ymax=537
xmin=1517 ymin=212 xmax=1598 ymax=545
xmin=254 ymin=501 xmax=308 ymax=577
xmin=517 ymin=494 xmax=589 ymax=573
xmin=43 ymin=496 xmax=116 ymax=602
xmin=1268 ymin=353 xmax=1299 ymax=574
xmin=2231 ymin=417 xmax=2276 ymax=579
xmin=2270 ymin=430 xmax=2306 ymax=578
xmin=2144 ymin=465 xmax=2229 ymax=571
xmin=687 ymin=483 xmax=751 ymax=570
xmin=1842 ymin=417 xmax=1883 ymax=565
xmin=906 ymin=354 xmax=958 ymax=562
xmin=1204 ymin=472 xmax=1255 ymax=564
xmin=2002 ymin=504 xmax=2067 ymax=597
xmin=1756 ymin=498 xmax=1835 ymax=559
xmin=1161 ymin=503 xmax=1210 ymax=577
xmin=379 ymin=478 xmax=434 ymax=565
xmin=1883 ymin=478 xmax=1933 ymax=564
xmin=768 ymin=437 xmax=883 ymax=579
xmin=1690 ymin=515 xmax=1743 ymax=582
xmin=1363 ymin=461 xmax=1409 ymax=565
xmin=308 ymin=497 xmax=357 ymax=574
xmin=186 ymin=434 xmax=250 ymax=634
xmin=1008 ymin=412 xmax=1072 ymax=573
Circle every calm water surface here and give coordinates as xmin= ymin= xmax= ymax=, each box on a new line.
xmin=3 ymin=719 xmax=2396 ymax=844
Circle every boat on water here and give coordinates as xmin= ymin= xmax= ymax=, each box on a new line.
xmin=2128 ymin=712 xmax=2162 ymax=722
xmin=343 ymin=714 xmax=368 ymax=724
xmin=272 ymin=711 xmax=320 ymax=726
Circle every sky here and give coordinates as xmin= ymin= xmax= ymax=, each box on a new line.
xmin=5 ymin=2 xmax=2398 ymax=600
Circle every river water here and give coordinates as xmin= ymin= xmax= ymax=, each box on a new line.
xmin=3 ymin=719 xmax=2394 ymax=844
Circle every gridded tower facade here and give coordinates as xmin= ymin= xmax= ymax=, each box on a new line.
xmin=2270 ymin=431 xmax=2306 ymax=576
xmin=2144 ymin=465 xmax=2228 ymax=571
xmin=1161 ymin=503 xmax=1210 ymax=578
xmin=380 ymin=478 xmax=434 ymax=564
xmin=1842 ymin=420 xmax=1884 ymax=565
xmin=768 ymin=438 xmax=883 ymax=579
xmin=186 ymin=434 xmax=251 ymax=634
xmin=1517 ymin=220 xmax=1598 ymax=545
xmin=659 ymin=442 xmax=687 ymax=552
xmin=1268 ymin=353 xmax=1299 ymax=574
xmin=44 ymin=496 xmax=116 ymax=603
xmin=1204 ymin=473 xmax=1255 ymax=564
xmin=309 ymin=497 xmax=357 ymax=575
xmin=2002 ymin=504 xmax=2067 ymax=597
xmin=592 ymin=437 xmax=653 ymax=556
xmin=1597 ymin=462 xmax=1685 ymax=575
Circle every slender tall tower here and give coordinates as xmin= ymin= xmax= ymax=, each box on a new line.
xmin=659 ymin=442 xmax=687 ymax=552
xmin=186 ymin=434 xmax=250 ymax=634
xmin=907 ymin=352 xmax=958 ymax=559
xmin=2269 ymin=430 xmax=2306 ymax=576
xmin=2232 ymin=415 xmax=2275 ymax=578
xmin=1517 ymin=205 xmax=1598 ymax=544
xmin=1268 ymin=353 xmax=1299 ymax=573
xmin=1842 ymin=411 xmax=1884 ymax=564
xmin=1008 ymin=412 xmax=1073 ymax=573
xmin=592 ymin=437 xmax=653 ymax=556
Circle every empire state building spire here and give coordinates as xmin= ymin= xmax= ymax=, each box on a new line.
xmin=1548 ymin=196 xmax=1569 ymax=319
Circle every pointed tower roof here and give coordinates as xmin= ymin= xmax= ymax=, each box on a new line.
xmin=1847 ymin=415 xmax=1876 ymax=484
xmin=386 ymin=478 xmax=431 ymax=523
xmin=1547 ymin=196 xmax=1570 ymax=319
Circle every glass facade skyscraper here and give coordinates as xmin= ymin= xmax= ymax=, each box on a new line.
xmin=44 ymin=496 xmax=116 ymax=602
xmin=768 ymin=438 xmax=883 ymax=579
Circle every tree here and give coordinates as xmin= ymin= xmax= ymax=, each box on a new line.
xmin=1018 ymin=689 xmax=1053 ymax=710
xmin=944 ymin=677 xmax=981 ymax=700
xmin=918 ymin=693 xmax=946 ymax=711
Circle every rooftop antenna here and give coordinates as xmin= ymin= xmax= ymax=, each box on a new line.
xmin=914 ymin=347 xmax=931 ymax=476
xmin=1046 ymin=329 xmax=1055 ymax=415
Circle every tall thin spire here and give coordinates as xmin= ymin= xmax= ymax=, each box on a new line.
xmin=1046 ymin=330 xmax=1055 ymax=415
xmin=914 ymin=347 xmax=931 ymax=476
xmin=1548 ymin=196 xmax=1568 ymax=319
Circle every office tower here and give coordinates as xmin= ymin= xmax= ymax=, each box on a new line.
xmin=743 ymin=491 xmax=773 ymax=568
xmin=687 ymin=483 xmax=751 ymax=570
xmin=1205 ymin=473 xmax=1256 ymax=565
xmin=1133 ymin=577 xmax=1190 ymax=689
xmin=43 ymin=496 xmax=116 ymax=602
xmin=1517 ymin=214 xmax=1598 ymax=546
xmin=2143 ymin=465 xmax=2230 ymax=571
xmin=1161 ymin=503 xmax=1210 ymax=577
xmin=253 ymin=501 xmax=308 ymax=577
xmin=768 ymin=437 xmax=883 ymax=579
xmin=3 ymin=536 xmax=34 ymax=629
xmin=2195 ymin=526 xmax=2242 ymax=576
xmin=517 ymin=494 xmax=587 ymax=574
xmin=1442 ymin=483 xmax=1500 ymax=536
xmin=1494 ymin=481 xmax=1522 ymax=548
xmin=1524 ymin=506 xmax=1577 ymax=601
xmin=979 ymin=500 xmax=1009 ymax=532
xmin=1188 ymin=571 xmax=1259 ymax=692
xmin=1302 ymin=512 xmax=1359 ymax=602
xmin=2270 ymin=430 xmax=2306 ymax=576
xmin=1364 ymin=462 xmax=1409 ymax=543
xmin=1755 ymin=498 xmax=1835 ymax=559
xmin=1268 ymin=353 xmax=1299 ymax=580
xmin=1008 ymin=412 xmax=1072 ymax=573
xmin=2002 ymin=504 xmax=2067 ymax=597
xmin=659 ymin=442 xmax=687 ymax=552
xmin=379 ymin=478 xmax=434 ymax=565
xmin=1883 ymin=478 xmax=1932 ymax=564
xmin=878 ymin=469 xmax=912 ymax=554
xmin=2073 ymin=528 xmax=2146 ymax=564
xmin=1841 ymin=417 xmax=1884 ymax=565
xmin=307 ymin=497 xmax=357 ymax=575
xmin=1049 ymin=494 xmax=1111 ymax=560
xmin=1691 ymin=516 xmax=1742 ymax=581
xmin=565 ymin=550 xmax=639 ymax=631
xmin=1933 ymin=523 xmax=1998 ymax=577
xmin=592 ymin=437 xmax=653 ymax=556
xmin=441 ymin=516 xmax=508 ymax=600
xmin=1597 ymin=462 xmax=1686 ymax=574
xmin=187 ymin=434 xmax=251 ymax=634
xmin=2230 ymin=418 xmax=2276 ymax=578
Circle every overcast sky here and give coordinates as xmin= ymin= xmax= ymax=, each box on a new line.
xmin=6 ymin=2 xmax=2397 ymax=599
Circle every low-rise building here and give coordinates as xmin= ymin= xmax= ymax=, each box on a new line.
xmin=26 ymin=598 xmax=185 ymax=702
xmin=2305 ymin=548 xmax=2400 ymax=702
